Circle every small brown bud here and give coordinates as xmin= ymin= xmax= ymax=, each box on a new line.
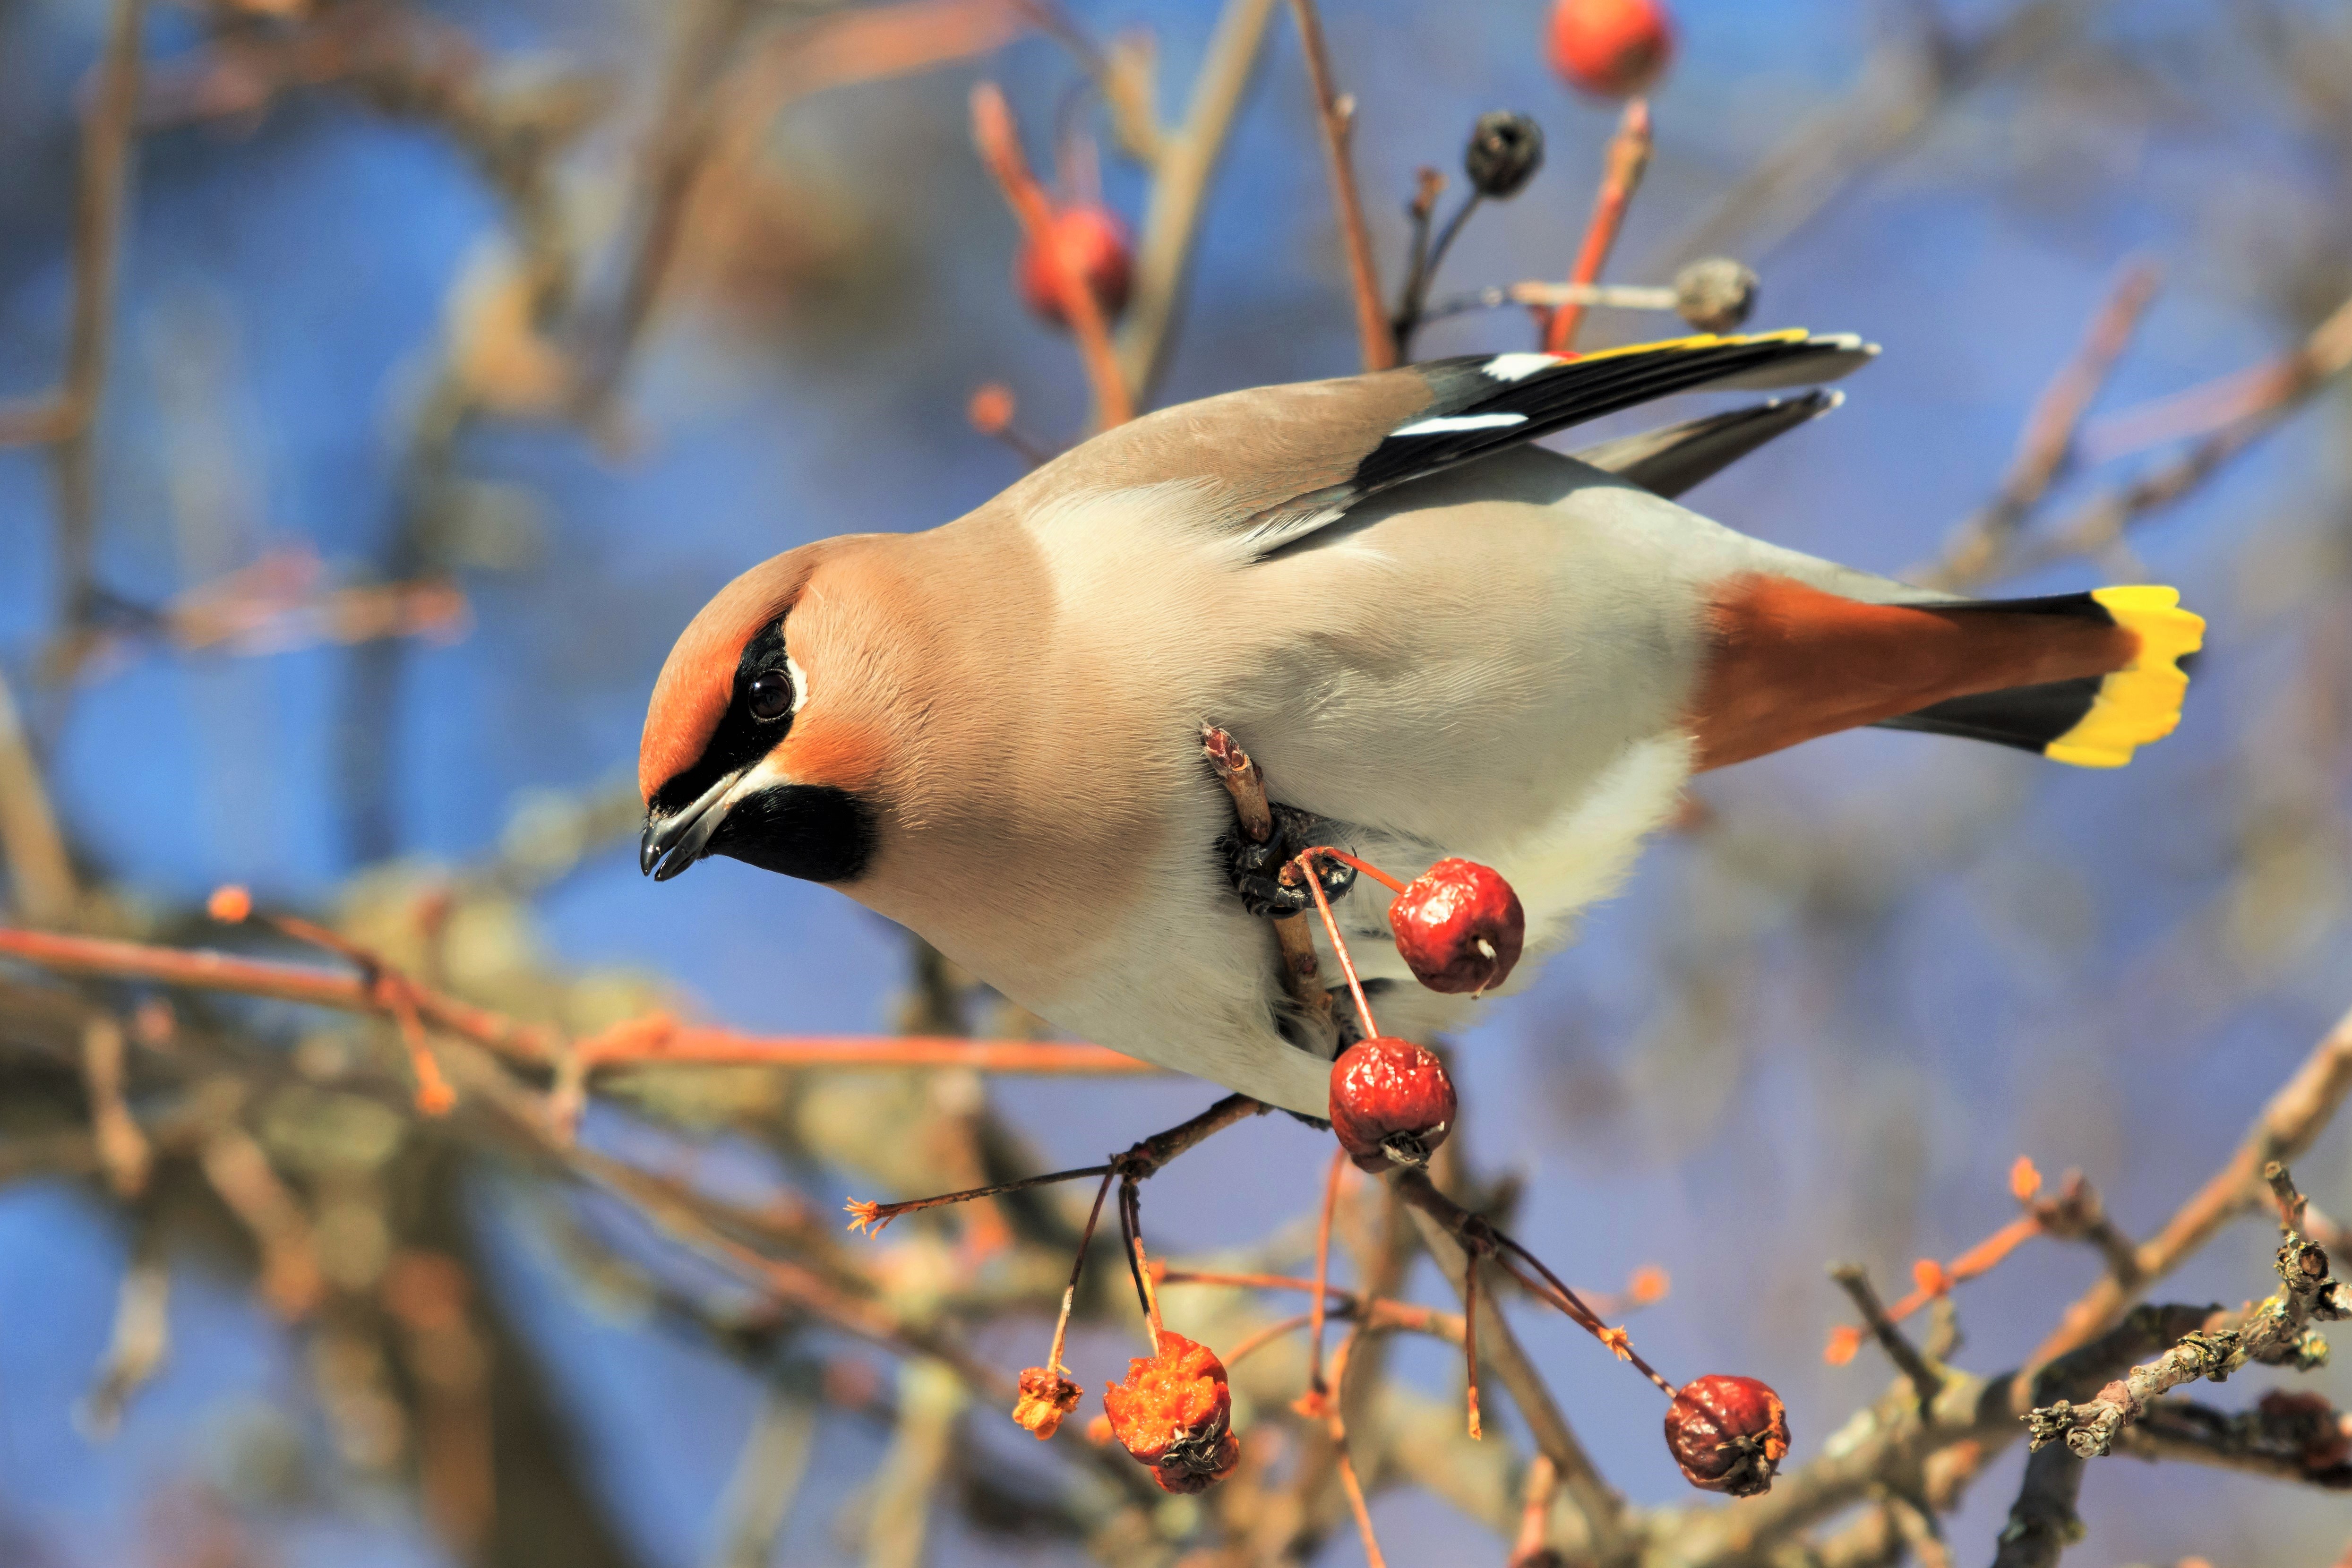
xmin=1674 ymin=258 xmax=1759 ymax=333
xmin=1665 ymin=1375 xmax=1790 ymax=1497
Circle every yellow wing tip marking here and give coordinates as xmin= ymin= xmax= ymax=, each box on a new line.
xmin=1570 ymin=326 xmax=1815 ymax=363
xmin=2046 ymin=587 xmax=2205 ymax=769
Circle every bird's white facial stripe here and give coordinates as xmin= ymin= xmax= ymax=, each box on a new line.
xmin=1482 ymin=352 xmax=1564 ymax=382
xmin=1390 ymin=412 xmax=1529 ymax=437
xmin=784 ymin=649 xmax=809 ymax=716
xmin=734 ymin=751 xmax=796 ymax=803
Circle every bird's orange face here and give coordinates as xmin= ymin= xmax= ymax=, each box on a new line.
xmin=637 ymin=542 xmax=898 ymax=885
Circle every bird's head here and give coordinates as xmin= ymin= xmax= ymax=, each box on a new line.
xmin=637 ymin=540 xmax=902 ymax=885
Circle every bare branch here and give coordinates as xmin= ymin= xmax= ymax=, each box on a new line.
xmin=1285 ymin=0 xmax=1396 ymax=370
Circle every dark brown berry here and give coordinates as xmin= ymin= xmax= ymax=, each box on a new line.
xmin=1665 ymin=1375 xmax=1789 ymax=1497
xmin=1546 ymin=0 xmax=1674 ymax=97
xmin=1329 ymin=1037 xmax=1457 ymax=1173
xmin=1016 ymin=206 xmax=1133 ymax=329
xmin=1390 ymin=858 xmax=1525 ymax=995
xmin=1465 ymin=111 xmax=1545 ymax=199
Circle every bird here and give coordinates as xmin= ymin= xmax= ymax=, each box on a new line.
xmin=636 ymin=330 xmax=2202 ymax=1121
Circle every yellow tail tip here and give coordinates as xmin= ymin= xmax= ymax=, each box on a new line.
xmin=2044 ymin=587 xmax=2204 ymax=768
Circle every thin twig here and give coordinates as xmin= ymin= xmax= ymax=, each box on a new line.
xmin=0 ymin=668 xmax=76 ymax=925
xmin=1305 ymin=1147 xmax=1346 ymax=1397
xmin=1394 ymin=1169 xmax=1629 ymax=1559
xmin=1543 ymin=98 xmax=1651 ymax=354
xmin=0 ymin=0 xmax=147 ymax=450
xmin=1321 ymin=1328 xmax=1389 ymax=1568
xmin=971 ymin=82 xmax=1133 ymax=426
xmin=1924 ymin=259 xmax=2163 ymax=589
xmin=2034 ymin=1001 xmax=2352 ymax=1364
xmin=1993 ymin=286 xmax=2352 ymax=585
xmin=0 ymin=925 xmax=1153 ymax=1079
xmin=1285 ymin=0 xmax=1395 ymax=370
xmin=1114 ymin=0 xmax=1282 ymax=405
xmin=1831 ymin=1263 xmax=1945 ymax=1409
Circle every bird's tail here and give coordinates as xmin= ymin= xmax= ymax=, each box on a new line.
xmin=1875 ymin=587 xmax=2204 ymax=767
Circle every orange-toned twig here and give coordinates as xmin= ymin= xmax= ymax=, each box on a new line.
xmin=1321 ymin=1327 xmax=1389 ymax=1568
xmin=0 ymin=926 xmax=1155 ymax=1082
xmin=1543 ymin=99 xmax=1652 ymax=354
xmin=1927 ymin=259 xmax=2163 ymax=588
xmin=1462 ymin=1249 xmax=1483 ymax=1440
xmin=1285 ymin=0 xmax=1395 ymax=371
xmin=970 ymin=82 xmax=1133 ymax=426
xmin=1304 ymin=1147 xmax=1347 ymax=1403
xmin=1047 ymin=1170 xmax=1117 ymax=1378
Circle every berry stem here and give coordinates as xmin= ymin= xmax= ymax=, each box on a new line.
xmin=1045 ymin=1170 xmax=1118 ymax=1378
xmin=1288 ymin=850 xmax=1380 ymax=1040
xmin=1462 ymin=1252 xmax=1483 ymax=1440
xmin=1119 ymin=1176 xmax=1166 ymax=1354
xmin=1293 ymin=844 xmax=1409 ymax=894
xmin=847 ymin=1161 xmax=1116 ymax=1234
xmin=1321 ymin=1327 xmax=1390 ymax=1568
xmin=1305 ymin=1147 xmax=1347 ymax=1397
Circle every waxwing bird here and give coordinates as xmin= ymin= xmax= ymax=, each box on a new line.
xmin=637 ymin=331 xmax=2203 ymax=1120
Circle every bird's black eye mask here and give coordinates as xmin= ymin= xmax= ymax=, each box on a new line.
xmin=649 ymin=620 xmax=795 ymax=819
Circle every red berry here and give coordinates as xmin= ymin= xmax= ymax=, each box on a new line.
xmin=1102 ymin=1333 xmax=1238 ymax=1491
xmin=1665 ymin=1375 xmax=1789 ymax=1497
xmin=1547 ymin=0 xmax=1674 ymax=98
xmin=1016 ymin=206 xmax=1133 ymax=329
xmin=1329 ymin=1038 xmax=1457 ymax=1173
xmin=1390 ymin=858 xmax=1525 ymax=996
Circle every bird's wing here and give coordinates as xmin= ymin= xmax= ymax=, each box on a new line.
xmin=1010 ymin=329 xmax=1875 ymax=558
xmin=1569 ymin=389 xmax=1842 ymax=500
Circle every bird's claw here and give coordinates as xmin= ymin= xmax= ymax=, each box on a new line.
xmin=1218 ymin=802 xmax=1357 ymax=917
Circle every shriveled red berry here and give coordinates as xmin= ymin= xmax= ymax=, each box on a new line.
xmin=1329 ymin=1037 xmax=1457 ymax=1174
xmin=1102 ymin=1333 xmax=1237 ymax=1491
xmin=1665 ymin=1375 xmax=1789 ymax=1497
xmin=1390 ymin=858 xmax=1525 ymax=995
xmin=1547 ymin=0 xmax=1674 ymax=98
xmin=1016 ymin=206 xmax=1133 ymax=329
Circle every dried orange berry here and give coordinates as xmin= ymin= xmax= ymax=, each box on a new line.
xmin=1390 ymin=858 xmax=1525 ymax=995
xmin=1011 ymin=1366 xmax=1082 ymax=1439
xmin=1328 ymin=1037 xmax=1457 ymax=1174
xmin=1102 ymin=1333 xmax=1236 ymax=1492
xmin=1665 ymin=1374 xmax=1789 ymax=1497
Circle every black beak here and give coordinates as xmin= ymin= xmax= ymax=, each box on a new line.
xmin=639 ymin=771 xmax=739 ymax=882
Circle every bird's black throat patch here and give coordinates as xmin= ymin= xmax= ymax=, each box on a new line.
xmin=707 ymin=783 xmax=875 ymax=884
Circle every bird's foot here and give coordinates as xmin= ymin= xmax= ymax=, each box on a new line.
xmin=1218 ymin=801 xmax=1357 ymax=918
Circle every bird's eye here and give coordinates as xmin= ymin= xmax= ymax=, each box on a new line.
xmin=747 ymin=669 xmax=794 ymax=721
